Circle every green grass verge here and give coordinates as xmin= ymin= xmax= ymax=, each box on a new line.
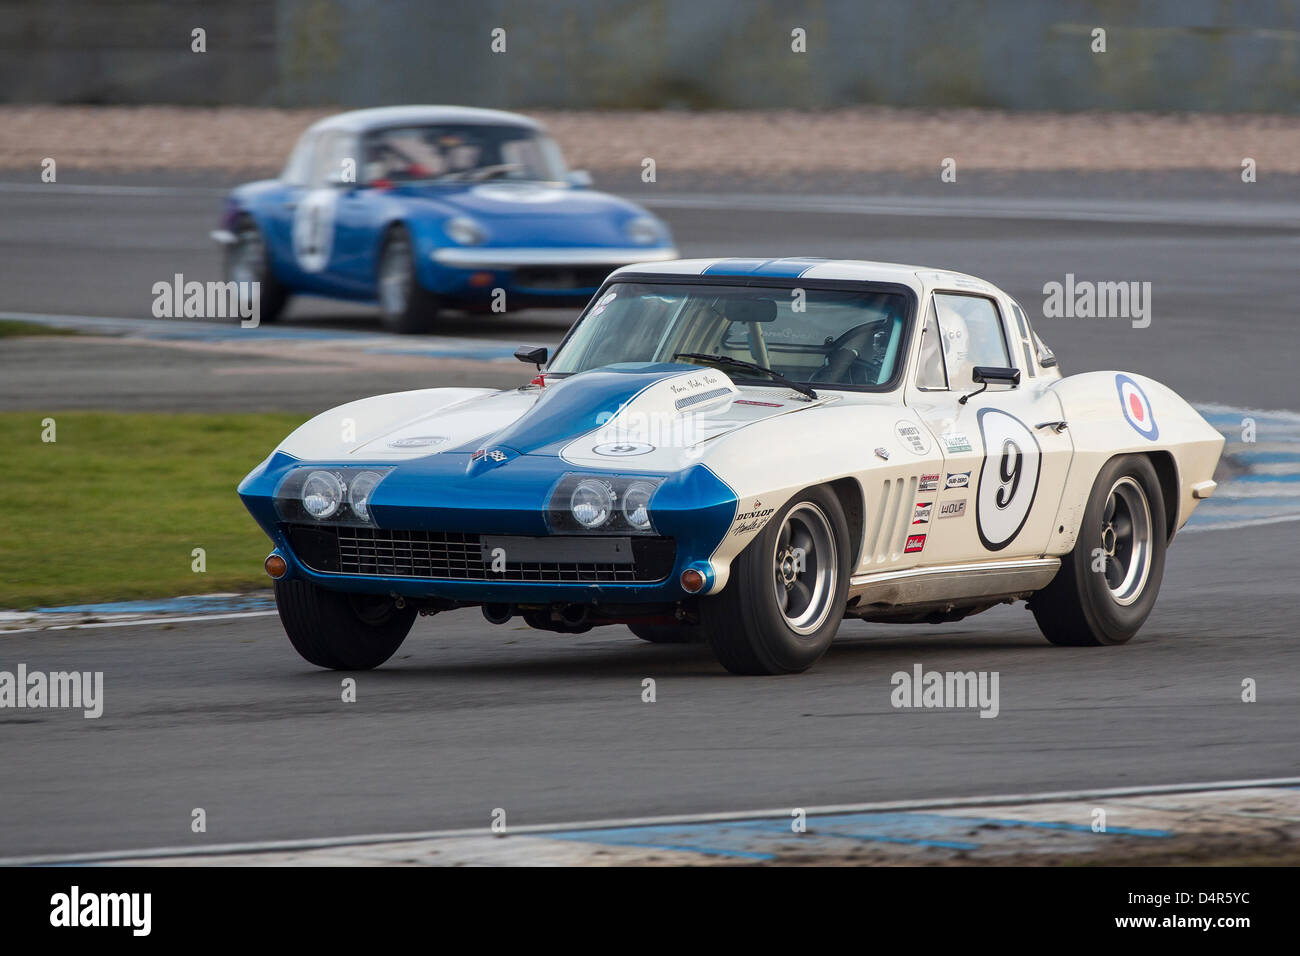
xmin=1 ymin=412 xmax=305 ymax=609
xmin=0 ymin=319 xmax=79 ymax=337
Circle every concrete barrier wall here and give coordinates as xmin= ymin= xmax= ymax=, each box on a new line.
xmin=3 ymin=0 xmax=1298 ymax=112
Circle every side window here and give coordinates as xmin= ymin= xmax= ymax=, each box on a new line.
xmin=932 ymin=293 xmax=1012 ymax=389
xmin=308 ymin=132 xmax=354 ymax=187
xmin=1009 ymin=300 xmax=1037 ymax=378
xmin=916 ymin=298 xmax=948 ymax=389
xmin=281 ymin=131 xmax=315 ymax=186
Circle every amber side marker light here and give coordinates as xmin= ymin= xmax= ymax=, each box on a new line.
xmin=680 ymin=568 xmax=705 ymax=593
xmin=264 ymin=554 xmax=288 ymax=579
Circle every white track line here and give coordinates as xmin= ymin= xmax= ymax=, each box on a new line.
xmin=1 ymin=610 xmax=278 ymax=635
xmin=5 ymin=776 xmax=1299 ymax=866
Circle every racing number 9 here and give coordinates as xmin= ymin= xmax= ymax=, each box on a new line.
xmin=995 ymin=438 xmax=1022 ymax=509
xmin=976 ymin=409 xmax=1041 ymax=551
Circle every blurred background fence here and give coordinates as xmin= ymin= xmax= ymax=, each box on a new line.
xmin=2 ymin=0 xmax=1297 ymax=112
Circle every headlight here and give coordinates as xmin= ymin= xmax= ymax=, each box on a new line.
xmin=274 ymin=466 xmax=393 ymax=525
xmin=621 ymin=480 xmax=657 ymax=531
xmin=347 ymin=470 xmax=384 ymax=522
xmin=570 ymin=478 xmax=615 ymax=529
xmin=624 ymin=216 xmax=661 ymax=245
xmin=445 ymin=216 xmax=486 ymax=245
xmin=301 ymin=471 xmax=344 ymax=519
xmin=548 ymin=473 xmax=664 ymax=533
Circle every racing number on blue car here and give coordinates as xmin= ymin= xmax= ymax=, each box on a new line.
xmin=292 ymin=189 xmax=338 ymax=273
xmin=975 ymin=409 xmax=1041 ymax=551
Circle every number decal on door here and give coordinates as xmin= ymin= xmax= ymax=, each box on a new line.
xmin=292 ymin=188 xmax=338 ymax=273
xmin=975 ymin=408 xmax=1041 ymax=551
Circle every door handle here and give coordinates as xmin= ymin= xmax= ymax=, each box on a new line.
xmin=1035 ymin=420 xmax=1068 ymax=433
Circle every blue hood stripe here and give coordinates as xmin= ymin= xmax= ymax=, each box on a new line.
xmin=702 ymin=257 xmax=830 ymax=278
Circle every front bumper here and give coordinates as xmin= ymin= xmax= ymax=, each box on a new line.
xmin=239 ymin=451 xmax=735 ymax=605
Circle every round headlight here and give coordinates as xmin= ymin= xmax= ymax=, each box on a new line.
xmin=301 ymin=471 xmax=344 ymax=519
xmin=625 ymin=216 xmax=661 ymax=245
xmin=570 ymin=478 xmax=614 ymax=529
xmin=348 ymin=470 xmax=384 ymax=522
xmin=621 ymin=480 xmax=657 ymax=531
xmin=445 ymin=216 xmax=486 ymax=246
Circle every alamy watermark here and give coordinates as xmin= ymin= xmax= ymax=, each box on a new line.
xmin=891 ymin=664 xmax=999 ymax=718
xmin=0 ymin=664 xmax=103 ymax=718
xmin=1042 ymin=273 xmax=1151 ymax=329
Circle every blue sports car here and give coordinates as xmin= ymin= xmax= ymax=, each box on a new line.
xmin=212 ymin=106 xmax=677 ymax=333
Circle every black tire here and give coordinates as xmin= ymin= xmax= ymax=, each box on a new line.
xmin=699 ymin=486 xmax=851 ymax=674
xmin=274 ymin=578 xmax=417 ymax=669
xmin=1030 ymin=455 xmax=1167 ymax=646
xmin=629 ymin=621 xmax=704 ymax=644
xmin=377 ymin=225 xmax=440 ymax=333
xmin=225 ymin=215 xmax=289 ymax=322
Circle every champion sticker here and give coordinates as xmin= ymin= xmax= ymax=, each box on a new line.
xmin=1116 ymin=373 xmax=1159 ymax=441
xmin=945 ymin=471 xmax=971 ymax=489
xmin=938 ymin=499 xmax=967 ymax=519
xmin=941 ymin=432 xmax=973 ymax=453
xmin=895 ymin=420 xmax=931 ymax=455
xmin=904 ymin=533 xmax=926 ymax=554
xmin=918 ymin=473 xmax=940 ymax=492
xmin=593 ymin=442 xmax=654 ymax=456
xmin=912 ymin=502 xmax=933 ymax=525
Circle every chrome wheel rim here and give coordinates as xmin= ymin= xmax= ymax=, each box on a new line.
xmin=230 ymin=224 xmax=264 ymax=285
xmin=771 ymin=502 xmax=837 ymax=635
xmin=379 ymin=237 xmax=411 ymax=316
xmin=1101 ymin=477 xmax=1152 ymax=606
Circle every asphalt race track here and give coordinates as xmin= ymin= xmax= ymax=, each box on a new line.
xmin=1 ymin=172 xmax=1298 ymax=858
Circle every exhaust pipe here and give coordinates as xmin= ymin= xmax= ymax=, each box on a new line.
xmin=558 ymin=604 xmax=588 ymax=627
xmin=482 ymin=603 xmax=514 ymax=625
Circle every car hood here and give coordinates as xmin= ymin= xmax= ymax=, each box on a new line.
xmin=386 ymin=181 xmax=657 ymax=244
xmin=283 ymin=364 xmax=830 ymax=474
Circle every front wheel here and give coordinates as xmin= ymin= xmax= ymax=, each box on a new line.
xmin=699 ymin=486 xmax=851 ymax=674
xmin=274 ymin=579 xmax=416 ymax=669
xmin=226 ymin=215 xmax=289 ymax=322
xmin=377 ymin=225 xmax=440 ymax=333
xmin=1030 ymin=455 xmax=1167 ymax=646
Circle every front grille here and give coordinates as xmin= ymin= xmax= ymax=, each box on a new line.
xmin=513 ymin=265 xmax=613 ymax=290
xmin=286 ymin=525 xmax=675 ymax=583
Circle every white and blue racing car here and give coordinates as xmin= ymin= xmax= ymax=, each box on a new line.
xmin=238 ymin=258 xmax=1224 ymax=675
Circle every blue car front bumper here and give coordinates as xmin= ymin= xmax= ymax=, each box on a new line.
xmin=238 ymin=450 xmax=735 ymax=605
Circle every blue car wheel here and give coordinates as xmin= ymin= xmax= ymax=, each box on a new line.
xmin=378 ymin=224 xmax=441 ymax=334
xmin=225 ymin=215 xmax=290 ymax=322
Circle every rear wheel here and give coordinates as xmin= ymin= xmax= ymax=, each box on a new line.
xmin=699 ymin=486 xmax=850 ymax=674
xmin=274 ymin=579 xmax=416 ymax=669
xmin=226 ymin=215 xmax=289 ymax=322
xmin=378 ymin=225 xmax=440 ymax=333
xmin=1031 ymin=455 xmax=1167 ymax=646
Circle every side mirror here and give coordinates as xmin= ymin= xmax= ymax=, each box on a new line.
xmin=959 ymin=366 xmax=1020 ymax=405
xmin=971 ymin=366 xmax=1021 ymax=386
xmin=567 ymin=170 xmax=593 ymax=189
xmin=514 ymin=345 xmax=548 ymax=367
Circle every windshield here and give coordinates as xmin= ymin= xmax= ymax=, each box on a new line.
xmin=361 ymin=124 xmax=568 ymax=184
xmin=548 ymin=282 xmax=913 ymax=389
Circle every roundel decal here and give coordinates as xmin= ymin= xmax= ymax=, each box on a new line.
xmin=292 ymin=188 xmax=339 ymax=272
xmin=975 ymin=408 xmax=1042 ymax=551
xmin=1116 ymin=373 xmax=1158 ymax=441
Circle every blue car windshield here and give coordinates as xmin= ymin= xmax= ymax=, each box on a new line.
xmin=548 ymin=282 xmax=913 ymax=390
xmin=362 ymin=124 xmax=568 ymax=184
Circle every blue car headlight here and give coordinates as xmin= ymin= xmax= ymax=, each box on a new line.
xmin=275 ymin=466 xmax=393 ymax=526
xmin=548 ymin=473 xmax=664 ymax=534
xmin=624 ymin=216 xmax=662 ymax=245
xmin=445 ymin=216 xmax=487 ymax=246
